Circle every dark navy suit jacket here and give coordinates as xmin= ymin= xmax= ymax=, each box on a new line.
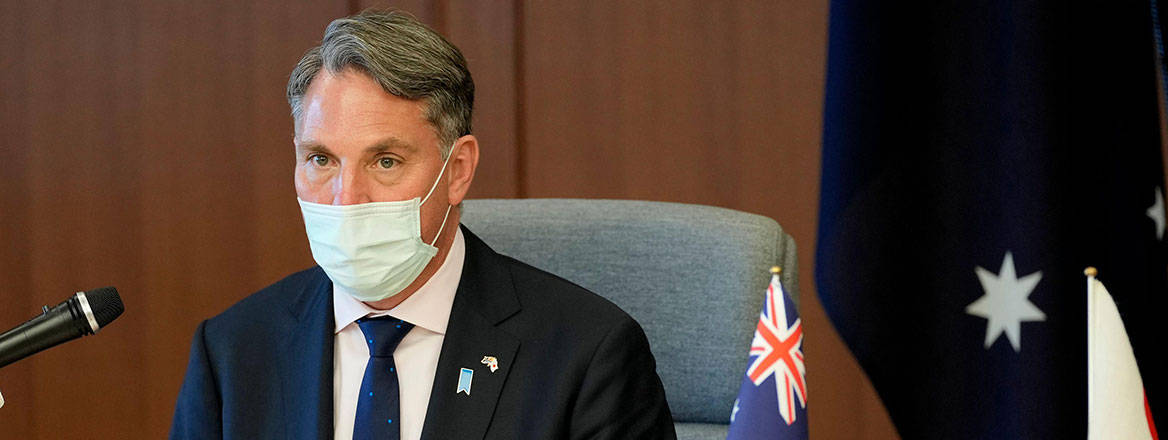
xmin=170 ymin=226 xmax=675 ymax=439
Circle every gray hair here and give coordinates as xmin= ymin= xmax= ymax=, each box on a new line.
xmin=287 ymin=10 xmax=474 ymax=158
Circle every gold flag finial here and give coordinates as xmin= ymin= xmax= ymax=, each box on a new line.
xmin=1084 ymin=267 xmax=1098 ymax=277
xmin=770 ymin=266 xmax=782 ymax=275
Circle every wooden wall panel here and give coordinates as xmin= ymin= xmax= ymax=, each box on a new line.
xmin=0 ymin=3 xmax=38 ymax=436
xmin=521 ymin=1 xmax=898 ymax=438
xmin=1 ymin=3 xmax=152 ymax=437
xmin=358 ymin=0 xmax=440 ymax=25
xmin=0 ymin=1 xmax=346 ymax=438
xmin=443 ymin=1 xmax=520 ymax=199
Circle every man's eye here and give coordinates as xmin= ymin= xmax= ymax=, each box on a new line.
xmin=310 ymin=155 xmax=329 ymax=166
xmin=378 ymin=157 xmax=397 ymax=169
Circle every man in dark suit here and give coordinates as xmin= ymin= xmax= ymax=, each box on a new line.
xmin=170 ymin=9 xmax=674 ymax=440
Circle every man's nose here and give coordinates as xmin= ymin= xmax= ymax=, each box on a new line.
xmin=332 ymin=166 xmax=372 ymax=205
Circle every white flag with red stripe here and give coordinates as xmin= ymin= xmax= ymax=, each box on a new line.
xmin=1087 ymin=275 xmax=1158 ymax=440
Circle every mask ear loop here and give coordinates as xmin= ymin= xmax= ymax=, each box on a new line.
xmin=430 ymin=205 xmax=452 ymax=247
xmin=422 ymin=143 xmax=459 ymax=246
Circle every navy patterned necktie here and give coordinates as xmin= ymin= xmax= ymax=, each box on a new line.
xmin=353 ymin=316 xmax=414 ymax=440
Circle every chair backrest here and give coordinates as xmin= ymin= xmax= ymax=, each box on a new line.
xmin=461 ymin=199 xmax=799 ymax=427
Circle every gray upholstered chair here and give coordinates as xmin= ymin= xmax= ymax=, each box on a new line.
xmin=461 ymin=199 xmax=799 ymax=439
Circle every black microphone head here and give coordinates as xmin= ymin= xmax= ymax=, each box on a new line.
xmin=83 ymin=287 xmax=124 ymax=328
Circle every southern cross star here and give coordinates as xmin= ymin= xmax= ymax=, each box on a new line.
xmin=965 ymin=251 xmax=1045 ymax=352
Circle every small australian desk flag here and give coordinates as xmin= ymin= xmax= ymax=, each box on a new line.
xmin=727 ymin=267 xmax=808 ymax=440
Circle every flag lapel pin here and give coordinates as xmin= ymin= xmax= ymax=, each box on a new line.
xmin=480 ymin=355 xmax=499 ymax=373
xmin=457 ymin=368 xmax=473 ymax=395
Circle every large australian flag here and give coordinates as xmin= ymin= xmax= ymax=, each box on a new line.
xmin=817 ymin=1 xmax=1167 ymax=438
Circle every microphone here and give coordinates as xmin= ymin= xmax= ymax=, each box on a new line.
xmin=0 ymin=287 xmax=124 ymax=369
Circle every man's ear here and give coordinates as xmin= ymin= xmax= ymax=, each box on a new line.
xmin=446 ymin=134 xmax=479 ymax=206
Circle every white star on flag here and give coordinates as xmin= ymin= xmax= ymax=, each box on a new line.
xmin=1146 ymin=187 xmax=1165 ymax=240
xmin=965 ymin=251 xmax=1046 ymax=352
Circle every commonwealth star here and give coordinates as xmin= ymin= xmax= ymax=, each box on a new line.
xmin=965 ymin=251 xmax=1046 ymax=352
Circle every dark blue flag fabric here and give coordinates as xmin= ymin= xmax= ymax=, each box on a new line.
xmin=727 ymin=269 xmax=808 ymax=440
xmin=817 ymin=1 xmax=1166 ymax=438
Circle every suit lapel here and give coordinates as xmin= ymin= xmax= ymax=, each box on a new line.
xmin=420 ymin=226 xmax=521 ymax=440
xmin=278 ymin=268 xmax=335 ymax=440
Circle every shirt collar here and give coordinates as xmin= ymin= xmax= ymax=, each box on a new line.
xmin=332 ymin=227 xmax=465 ymax=335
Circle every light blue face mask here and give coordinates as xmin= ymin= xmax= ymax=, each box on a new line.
xmin=298 ymin=148 xmax=455 ymax=303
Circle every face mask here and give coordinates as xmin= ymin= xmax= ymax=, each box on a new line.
xmin=298 ymin=147 xmax=456 ymax=302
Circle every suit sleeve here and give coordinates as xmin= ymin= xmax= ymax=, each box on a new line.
xmin=569 ymin=316 xmax=677 ymax=440
xmin=169 ymin=320 xmax=223 ymax=440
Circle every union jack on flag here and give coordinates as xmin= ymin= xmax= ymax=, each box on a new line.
xmin=726 ymin=267 xmax=808 ymax=440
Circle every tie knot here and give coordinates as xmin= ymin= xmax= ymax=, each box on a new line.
xmin=357 ymin=316 xmax=414 ymax=357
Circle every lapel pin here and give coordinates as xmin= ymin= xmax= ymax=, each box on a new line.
xmin=457 ymin=368 xmax=473 ymax=395
xmin=480 ymin=356 xmax=499 ymax=373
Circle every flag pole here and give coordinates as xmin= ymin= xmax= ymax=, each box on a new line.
xmin=1084 ymin=266 xmax=1097 ymax=434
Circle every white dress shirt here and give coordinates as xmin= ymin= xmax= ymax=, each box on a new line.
xmin=332 ymin=228 xmax=464 ymax=440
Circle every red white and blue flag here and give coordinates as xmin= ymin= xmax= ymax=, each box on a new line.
xmin=727 ymin=268 xmax=808 ymax=439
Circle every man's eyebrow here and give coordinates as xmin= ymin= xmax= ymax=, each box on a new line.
xmin=295 ymin=141 xmax=330 ymax=155
xmin=293 ymin=137 xmax=419 ymax=155
xmin=365 ymin=137 xmax=418 ymax=154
